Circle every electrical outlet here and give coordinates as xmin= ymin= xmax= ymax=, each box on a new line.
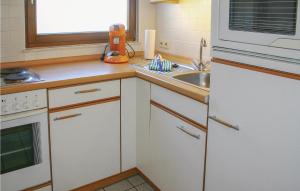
xmin=159 ymin=41 xmax=164 ymax=48
xmin=159 ymin=41 xmax=169 ymax=49
xmin=164 ymin=41 xmax=169 ymax=49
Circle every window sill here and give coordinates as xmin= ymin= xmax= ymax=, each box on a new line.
xmin=21 ymin=41 xmax=142 ymax=61
xmin=23 ymin=41 xmax=141 ymax=53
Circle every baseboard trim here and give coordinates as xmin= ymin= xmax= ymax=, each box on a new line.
xmin=23 ymin=181 xmax=52 ymax=191
xmin=136 ymin=168 xmax=161 ymax=191
xmin=70 ymin=167 xmax=161 ymax=191
xmin=25 ymin=167 xmax=160 ymax=191
xmin=72 ymin=168 xmax=139 ymax=191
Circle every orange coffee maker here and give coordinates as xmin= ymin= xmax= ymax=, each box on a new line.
xmin=104 ymin=24 xmax=129 ymax=64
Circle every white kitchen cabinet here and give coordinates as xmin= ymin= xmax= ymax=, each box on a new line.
xmin=121 ymin=78 xmax=151 ymax=173
xmin=50 ymin=101 xmax=120 ymax=191
xmin=136 ymin=79 xmax=151 ymax=176
xmin=148 ymin=104 xmax=206 ymax=191
xmin=205 ymin=63 xmax=300 ymax=191
xmin=121 ymin=78 xmax=137 ymax=171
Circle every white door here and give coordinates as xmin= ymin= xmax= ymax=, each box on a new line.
xmin=50 ymin=101 xmax=120 ymax=191
xmin=149 ymin=105 xmax=206 ymax=191
xmin=205 ymin=63 xmax=300 ymax=191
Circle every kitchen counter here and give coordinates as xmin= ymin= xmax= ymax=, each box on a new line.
xmin=0 ymin=57 xmax=209 ymax=103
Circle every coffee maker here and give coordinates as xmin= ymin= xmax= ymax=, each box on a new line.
xmin=103 ymin=24 xmax=129 ymax=64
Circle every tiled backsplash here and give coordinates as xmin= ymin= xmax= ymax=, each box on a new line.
xmin=1 ymin=0 xmax=26 ymax=62
xmin=0 ymin=0 xmax=156 ymax=63
xmin=155 ymin=0 xmax=211 ymax=61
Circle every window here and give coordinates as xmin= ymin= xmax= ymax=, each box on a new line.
xmin=25 ymin=0 xmax=137 ymax=48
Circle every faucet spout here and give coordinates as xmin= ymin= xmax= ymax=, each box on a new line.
xmin=192 ymin=38 xmax=208 ymax=72
xmin=200 ymin=38 xmax=207 ymax=65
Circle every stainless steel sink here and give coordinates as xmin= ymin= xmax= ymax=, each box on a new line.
xmin=173 ymin=72 xmax=210 ymax=89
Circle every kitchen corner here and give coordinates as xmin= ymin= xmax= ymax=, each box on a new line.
xmin=1 ymin=0 xmax=299 ymax=191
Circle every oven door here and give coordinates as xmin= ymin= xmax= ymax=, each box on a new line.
xmin=1 ymin=109 xmax=51 ymax=191
xmin=219 ymin=0 xmax=300 ymax=50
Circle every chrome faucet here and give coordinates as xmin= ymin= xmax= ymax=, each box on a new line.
xmin=192 ymin=38 xmax=208 ymax=71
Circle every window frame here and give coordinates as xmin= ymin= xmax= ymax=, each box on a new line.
xmin=25 ymin=0 xmax=137 ymax=48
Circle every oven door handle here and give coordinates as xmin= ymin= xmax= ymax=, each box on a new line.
xmin=0 ymin=108 xmax=48 ymax=122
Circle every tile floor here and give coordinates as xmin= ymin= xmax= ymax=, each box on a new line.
xmin=95 ymin=174 xmax=154 ymax=191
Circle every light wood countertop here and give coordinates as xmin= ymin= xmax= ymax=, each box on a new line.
xmin=0 ymin=57 xmax=209 ymax=103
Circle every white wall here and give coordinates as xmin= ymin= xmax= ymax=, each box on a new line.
xmin=0 ymin=0 xmax=156 ymax=63
xmin=155 ymin=0 xmax=211 ymax=60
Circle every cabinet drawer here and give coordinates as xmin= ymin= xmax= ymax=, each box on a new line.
xmin=49 ymin=80 xmax=120 ymax=108
xmin=151 ymin=84 xmax=208 ymax=126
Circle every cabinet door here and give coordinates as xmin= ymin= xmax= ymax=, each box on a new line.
xmin=205 ymin=63 xmax=300 ymax=191
xmin=149 ymin=105 xmax=206 ymax=191
xmin=50 ymin=101 xmax=120 ymax=191
xmin=121 ymin=78 xmax=151 ymax=173
xmin=121 ymin=78 xmax=137 ymax=171
xmin=136 ymin=79 xmax=151 ymax=176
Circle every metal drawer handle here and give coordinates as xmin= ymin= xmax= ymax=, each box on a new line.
xmin=209 ymin=115 xmax=239 ymax=131
xmin=74 ymin=88 xmax=101 ymax=94
xmin=54 ymin=113 xmax=82 ymax=121
xmin=176 ymin=126 xmax=200 ymax=140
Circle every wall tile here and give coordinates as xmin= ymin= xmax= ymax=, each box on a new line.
xmin=1 ymin=5 xmax=9 ymax=18
xmin=1 ymin=18 xmax=9 ymax=31
xmin=9 ymin=4 xmax=24 ymax=18
xmin=1 ymin=31 xmax=10 ymax=46
xmin=155 ymin=0 xmax=211 ymax=60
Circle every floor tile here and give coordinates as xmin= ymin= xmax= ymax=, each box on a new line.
xmin=135 ymin=183 xmax=154 ymax=191
xmin=104 ymin=180 xmax=133 ymax=191
xmin=127 ymin=175 xmax=145 ymax=186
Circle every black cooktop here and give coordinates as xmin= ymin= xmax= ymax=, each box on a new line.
xmin=0 ymin=68 xmax=42 ymax=86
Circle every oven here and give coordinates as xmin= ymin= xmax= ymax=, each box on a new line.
xmin=213 ymin=0 xmax=300 ymax=61
xmin=1 ymin=90 xmax=51 ymax=191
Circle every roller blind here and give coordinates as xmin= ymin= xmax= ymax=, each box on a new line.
xmin=229 ymin=0 xmax=298 ymax=35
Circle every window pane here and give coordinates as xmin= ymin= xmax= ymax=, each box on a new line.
xmin=36 ymin=0 xmax=128 ymax=34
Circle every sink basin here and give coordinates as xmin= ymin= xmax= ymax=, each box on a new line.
xmin=173 ymin=72 xmax=210 ymax=89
